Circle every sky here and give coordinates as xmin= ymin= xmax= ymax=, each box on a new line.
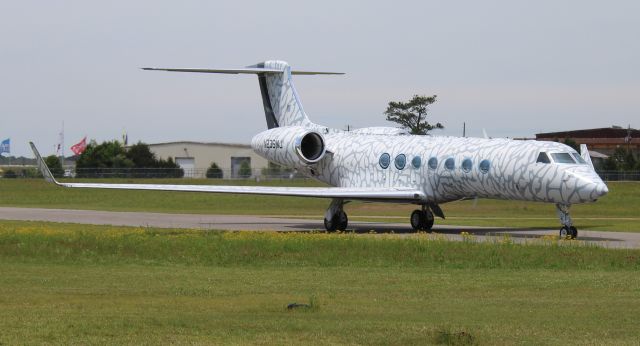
xmin=1 ymin=0 xmax=638 ymax=157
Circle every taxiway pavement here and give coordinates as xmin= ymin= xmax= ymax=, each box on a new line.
xmin=1 ymin=207 xmax=638 ymax=248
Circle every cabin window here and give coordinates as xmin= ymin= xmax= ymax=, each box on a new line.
xmin=428 ymin=157 xmax=438 ymax=170
xmin=572 ymin=153 xmax=587 ymax=164
xmin=461 ymin=158 xmax=472 ymax=173
xmin=379 ymin=153 xmax=390 ymax=169
xmin=411 ymin=156 xmax=421 ymax=169
xmin=395 ymin=154 xmax=406 ymax=170
xmin=479 ymin=159 xmax=490 ymax=174
xmin=536 ymin=152 xmax=551 ymax=164
xmin=551 ymin=152 xmax=576 ymax=164
xmin=444 ymin=157 xmax=455 ymax=170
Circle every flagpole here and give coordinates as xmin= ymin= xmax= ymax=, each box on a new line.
xmin=60 ymin=121 xmax=65 ymax=164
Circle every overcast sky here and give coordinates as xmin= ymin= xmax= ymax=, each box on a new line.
xmin=1 ymin=0 xmax=638 ymax=157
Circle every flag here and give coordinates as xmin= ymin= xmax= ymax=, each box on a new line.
xmin=70 ymin=136 xmax=87 ymax=155
xmin=0 ymin=138 xmax=9 ymax=154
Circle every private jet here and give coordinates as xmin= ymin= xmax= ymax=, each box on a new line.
xmin=31 ymin=60 xmax=609 ymax=238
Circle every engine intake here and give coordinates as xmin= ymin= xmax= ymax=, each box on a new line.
xmin=296 ymin=131 xmax=325 ymax=163
xmin=252 ymin=126 xmax=326 ymax=167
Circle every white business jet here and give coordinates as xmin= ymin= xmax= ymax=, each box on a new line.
xmin=31 ymin=60 xmax=608 ymax=238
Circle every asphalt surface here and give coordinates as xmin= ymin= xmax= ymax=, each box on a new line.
xmin=1 ymin=206 xmax=639 ymax=248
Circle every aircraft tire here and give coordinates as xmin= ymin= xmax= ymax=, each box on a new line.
xmin=324 ymin=217 xmax=338 ymax=232
xmin=337 ymin=211 xmax=348 ymax=231
xmin=569 ymin=226 xmax=578 ymax=239
xmin=423 ymin=210 xmax=434 ymax=232
xmin=410 ymin=210 xmax=424 ymax=231
xmin=559 ymin=226 xmax=569 ymax=239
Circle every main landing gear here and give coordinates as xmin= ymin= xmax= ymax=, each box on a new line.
xmin=322 ymin=200 xmax=443 ymax=233
xmin=410 ymin=207 xmax=435 ymax=232
xmin=556 ymin=203 xmax=578 ymax=239
xmin=324 ymin=199 xmax=348 ymax=231
xmin=410 ymin=203 xmax=444 ymax=232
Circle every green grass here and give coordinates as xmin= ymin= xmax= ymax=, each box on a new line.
xmin=1 ymin=221 xmax=639 ymax=344
xmin=1 ymin=179 xmax=639 ymax=231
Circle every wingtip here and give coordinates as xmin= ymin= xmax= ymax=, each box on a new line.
xmin=29 ymin=142 xmax=57 ymax=184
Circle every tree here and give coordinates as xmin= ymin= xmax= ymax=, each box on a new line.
xmin=126 ymin=142 xmax=157 ymax=168
xmin=76 ymin=140 xmax=133 ymax=169
xmin=3 ymin=169 xmax=17 ymax=178
xmin=238 ymin=161 xmax=252 ymax=178
xmin=75 ymin=140 xmax=183 ymax=178
xmin=206 ymin=162 xmax=223 ymax=179
xmin=563 ymin=138 xmax=579 ymax=152
xmin=602 ymin=156 xmax=619 ymax=171
xmin=608 ymin=147 xmax=638 ymax=171
xmin=44 ymin=155 xmax=64 ymax=178
xmin=384 ymin=95 xmax=443 ymax=135
xmin=623 ymin=150 xmax=637 ymax=171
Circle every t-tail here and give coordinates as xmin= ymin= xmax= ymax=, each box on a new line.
xmin=142 ymin=60 xmax=343 ymax=129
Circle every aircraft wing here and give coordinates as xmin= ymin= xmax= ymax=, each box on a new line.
xmin=30 ymin=142 xmax=424 ymax=202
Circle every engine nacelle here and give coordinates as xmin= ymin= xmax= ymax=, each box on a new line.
xmin=251 ymin=126 xmax=326 ymax=167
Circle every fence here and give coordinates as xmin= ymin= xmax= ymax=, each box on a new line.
xmin=597 ymin=171 xmax=640 ymax=181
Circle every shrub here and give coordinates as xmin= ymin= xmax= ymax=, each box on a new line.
xmin=44 ymin=155 xmax=64 ymax=178
xmin=238 ymin=161 xmax=252 ymax=178
xmin=206 ymin=162 xmax=223 ymax=179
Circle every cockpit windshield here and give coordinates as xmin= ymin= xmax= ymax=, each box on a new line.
xmin=536 ymin=152 xmax=551 ymax=164
xmin=571 ymin=152 xmax=587 ymax=164
xmin=537 ymin=151 xmax=587 ymax=164
xmin=551 ymin=152 xmax=576 ymax=164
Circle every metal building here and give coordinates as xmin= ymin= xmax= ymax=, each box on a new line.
xmin=148 ymin=141 xmax=269 ymax=178
xmin=536 ymin=126 xmax=639 ymax=156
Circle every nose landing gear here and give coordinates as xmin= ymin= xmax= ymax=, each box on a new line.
xmin=556 ymin=203 xmax=578 ymax=239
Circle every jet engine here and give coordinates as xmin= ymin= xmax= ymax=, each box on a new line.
xmin=251 ymin=126 xmax=326 ymax=168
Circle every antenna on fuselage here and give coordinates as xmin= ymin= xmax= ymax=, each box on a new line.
xmin=463 ymin=122 xmax=466 ymax=137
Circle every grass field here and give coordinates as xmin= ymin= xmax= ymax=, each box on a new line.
xmin=1 ymin=179 xmax=639 ymax=231
xmin=1 ymin=220 xmax=640 ymax=344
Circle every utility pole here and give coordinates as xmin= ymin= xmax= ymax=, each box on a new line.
xmin=627 ymin=124 xmax=631 ymax=153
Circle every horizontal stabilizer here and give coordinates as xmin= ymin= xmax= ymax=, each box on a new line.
xmin=141 ymin=67 xmax=344 ymax=75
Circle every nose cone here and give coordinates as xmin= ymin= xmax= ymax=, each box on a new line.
xmin=563 ymin=167 xmax=609 ymax=203
xmin=595 ymin=181 xmax=609 ymax=198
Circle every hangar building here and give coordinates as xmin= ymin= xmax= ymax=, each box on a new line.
xmin=536 ymin=126 xmax=639 ymax=157
xmin=148 ymin=141 xmax=269 ymax=178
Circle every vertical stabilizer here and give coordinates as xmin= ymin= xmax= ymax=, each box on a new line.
xmin=251 ymin=60 xmax=311 ymax=129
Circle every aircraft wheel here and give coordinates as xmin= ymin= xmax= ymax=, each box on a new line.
xmin=324 ymin=216 xmax=337 ymax=232
xmin=337 ymin=211 xmax=348 ymax=231
xmin=569 ymin=226 xmax=578 ymax=239
xmin=410 ymin=210 xmax=424 ymax=231
xmin=424 ymin=210 xmax=434 ymax=232
xmin=559 ymin=226 xmax=570 ymax=239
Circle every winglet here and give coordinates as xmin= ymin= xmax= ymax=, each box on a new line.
xmin=580 ymin=144 xmax=595 ymax=168
xmin=29 ymin=142 xmax=58 ymax=184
